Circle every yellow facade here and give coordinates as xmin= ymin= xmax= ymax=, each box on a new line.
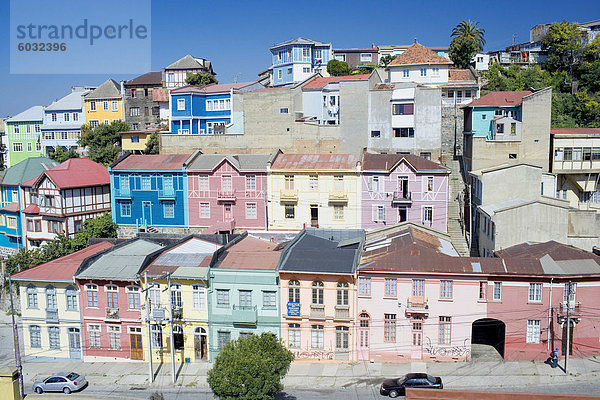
xmin=121 ymin=132 xmax=151 ymax=152
xmin=84 ymin=97 xmax=124 ymax=127
xmin=0 ymin=367 xmax=20 ymax=400
xmin=139 ymin=277 xmax=210 ymax=363
xmin=268 ymin=169 xmax=361 ymax=230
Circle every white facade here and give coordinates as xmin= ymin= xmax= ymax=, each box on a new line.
xmin=389 ymin=65 xmax=450 ymax=85
xmin=473 ymin=53 xmax=490 ymax=71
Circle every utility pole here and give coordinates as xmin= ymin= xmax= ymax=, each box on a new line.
xmin=565 ymin=281 xmax=572 ymax=374
xmin=468 ymin=183 xmax=472 ymax=252
xmin=144 ymin=272 xmax=154 ymax=383
xmin=167 ymin=273 xmax=176 ymax=384
xmin=8 ymin=276 xmax=24 ymax=399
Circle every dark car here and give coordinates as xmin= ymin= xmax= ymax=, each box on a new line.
xmin=32 ymin=372 xmax=88 ymax=394
xmin=380 ymin=373 xmax=443 ymax=398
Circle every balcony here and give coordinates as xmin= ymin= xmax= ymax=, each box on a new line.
xmin=113 ymin=187 xmax=131 ymax=199
xmin=158 ymin=188 xmax=176 ymax=199
xmin=392 ymin=191 xmax=412 ymax=205
xmin=310 ymin=304 xmax=325 ymax=319
xmin=334 ymin=305 xmax=350 ymax=320
xmin=560 ymin=302 xmax=582 ymax=316
xmin=105 ymin=307 xmax=119 ymax=320
xmin=217 ymin=190 xmax=237 ymax=202
xmin=232 ymin=305 xmax=257 ymax=325
xmin=405 ymin=297 xmax=429 ymax=316
xmin=280 ymin=189 xmax=298 ymax=202
xmin=45 ymin=308 xmax=58 ymax=321
xmin=328 ymin=191 xmax=348 ymax=203
xmin=172 ymin=306 xmax=183 ymax=320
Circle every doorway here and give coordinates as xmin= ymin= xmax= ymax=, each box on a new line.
xmin=310 ymin=205 xmax=318 ymax=227
xmin=142 ymin=201 xmax=152 ymax=226
xmin=411 ymin=317 xmax=423 ymax=359
xmin=129 ymin=327 xmax=143 ymax=360
xmin=224 ymin=204 xmax=233 ymax=221
xmin=398 ymin=208 xmax=407 ymax=223
xmin=358 ymin=313 xmax=370 ymax=361
xmin=194 ymin=327 xmax=208 ymax=361
xmin=68 ymin=328 xmax=81 ymax=360
xmin=471 ymin=318 xmax=506 ymax=359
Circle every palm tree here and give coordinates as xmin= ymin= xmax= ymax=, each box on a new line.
xmin=451 ymin=20 xmax=486 ymax=50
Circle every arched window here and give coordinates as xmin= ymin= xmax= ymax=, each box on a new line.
xmin=337 ymin=282 xmax=349 ymax=306
xmin=359 ymin=312 xmax=370 ymax=328
xmin=171 ymin=283 xmax=182 ymax=309
xmin=151 ymin=324 xmax=163 ymax=348
xmin=45 ymin=285 xmax=57 ymax=310
xmin=312 ymin=281 xmax=324 ymax=305
xmin=26 ymin=285 xmax=38 ymax=309
xmin=288 ymin=280 xmax=300 ymax=303
xmin=65 ymin=286 xmax=78 ymax=311
xmin=173 ymin=325 xmax=184 ymax=350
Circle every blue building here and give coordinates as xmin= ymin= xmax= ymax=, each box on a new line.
xmin=269 ymin=38 xmax=332 ymax=87
xmin=0 ymin=157 xmax=57 ymax=255
xmin=169 ymin=82 xmax=262 ymax=135
xmin=109 ymin=153 xmax=193 ymax=232
xmin=463 ymin=91 xmax=529 ymax=140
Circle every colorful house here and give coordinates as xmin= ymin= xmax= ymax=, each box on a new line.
xmin=109 ymin=153 xmax=192 ymax=234
xmin=186 ymin=153 xmax=273 ymax=233
xmin=267 ymin=153 xmax=361 ymax=230
xmin=74 ymin=238 xmax=165 ymax=362
xmin=208 ymin=234 xmax=283 ymax=360
xmin=360 ymin=153 xmax=450 ymax=231
xmin=277 ymin=228 xmax=363 ymax=361
xmin=83 ymin=79 xmax=124 ymax=128
xmin=4 ymin=105 xmax=44 ymax=167
xmin=12 ymin=242 xmax=114 ymax=361
xmin=119 ymin=128 xmax=160 ymax=154
xmin=139 ymin=236 xmax=223 ymax=363
xmin=20 ymin=158 xmax=110 ymax=249
xmin=0 ymin=157 xmax=56 ymax=255
xmin=123 ymin=71 xmax=163 ymax=131
xmin=386 ymin=42 xmax=453 ymax=85
xmin=269 ymin=38 xmax=332 ymax=87
xmin=163 ymin=55 xmax=215 ymax=89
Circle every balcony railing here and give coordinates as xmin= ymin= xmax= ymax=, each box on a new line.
xmin=113 ymin=187 xmax=131 ymax=199
xmin=172 ymin=306 xmax=183 ymax=320
xmin=328 ymin=191 xmax=348 ymax=203
xmin=45 ymin=308 xmax=58 ymax=321
xmin=232 ymin=305 xmax=257 ymax=325
xmin=280 ymin=189 xmax=298 ymax=202
xmin=158 ymin=188 xmax=176 ymax=199
xmin=560 ymin=302 xmax=581 ymax=315
xmin=105 ymin=307 xmax=119 ymax=320
xmin=217 ymin=190 xmax=237 ymax=201
xmin=405 ymin=297 xmax=429 ymax=316
xmin=335 ymin=305 xmax=350 ymax=320
xmin=392 ymin=191 xmax=412 ymax=204
xmin=310 ymin=304 xmax=325 ymax=319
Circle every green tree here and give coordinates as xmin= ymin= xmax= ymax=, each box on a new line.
xmin=144 ymin=131 xmax=160 ymax=154
xmin=207 ymin=333 xmax=294 ymax=400
xmin=326 ymin=59 xmax=351 ymax=76
xmin=449 ymin=36 xmax=480 ymax=69
xmin=352 ymin=63 xmax=378 ymax=75
xmin=79 ymin=120 xmax=129 ymax=165
xmin=185 ymin=72 xmax=218 ymax=87
xmin=49 ymin=146 xmax=80 ymax=163
xmin=71 ymin=212 xmax=118 ymax=250
xmin=451 ymin=20 xmax=486 ymax=51
xmin=379 ymin=54 xmax=395 ymax=66
xmin=541 ymin=20 xmax=586 ymax=79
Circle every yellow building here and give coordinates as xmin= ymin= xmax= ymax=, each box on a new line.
xmin=120 ymin=129 xmax=156 ymax=153
xmin=83 ymin=79 xmax=124 ymax=128
xmin=267 ymin=153 xmax=362 ymax=230
xmin=139 ymin=237 xmax=221 ymax=363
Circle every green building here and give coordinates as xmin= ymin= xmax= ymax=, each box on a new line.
xmin=4 ymin=106 xmax=44 ymax=167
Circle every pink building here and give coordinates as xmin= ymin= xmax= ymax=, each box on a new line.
xmin=186 ymin=153 xmax=274 ymax=232
xmin=360 ymin=153 xmax=450 ymax=232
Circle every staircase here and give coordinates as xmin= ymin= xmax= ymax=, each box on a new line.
xmin=441 ymin=155 xmax=470 ymax=256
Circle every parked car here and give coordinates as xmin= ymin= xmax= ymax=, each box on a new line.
xmin=32 ymin=372 xmax=88 ymax=394
xmin=380 ymin=373 xmax=442 ymax=397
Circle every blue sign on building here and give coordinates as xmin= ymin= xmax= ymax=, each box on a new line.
xmin=287 ymin=302 xmax=300 ymax=317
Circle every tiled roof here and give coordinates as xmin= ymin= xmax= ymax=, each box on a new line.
xmin=0 ymin=203 xmax=19 ymax=213
xmin=112 ymin=153 xmax=192 ymax=170
xmin=187 ymin=154 xmax=271 ymax=171
xmin=551 ymin=128 xmax=600 ymax=135
xmin=373 ymin=83 xmax=396 ymax=90
xmin=388 ymin=42 xmax=453 ymax=66
xmin=215 ymin=236 xmax=282 ymax=270
xmin=165 ymin=55 xmax=209 ymax=70
xmin=6 ymin=105 xmax=44 ymax=123
xmin=302 ymin=74 xmax=370 ymax=90
xmin=448 ymin=69 xmax=476 ymax=82
xmin=22 ymin=204 xmax=39 ymax=214
xmin=12 ymin=242 xmax=114 ymax=282
xmin=362 ymin=153 xmax=450 ymax=173
xmin=2 ymin=157 xmax=57 ymax=186
xmin=271 ymin=154 xmax=359 ymax=170
xmin=464 ymin=91 xmax=532 ymax=107
xmin=84 ymin=79 xmax=122 ymax=100
xmin=270 ymin=37 xmax=329 ymax=50
xmin=170 ymin=82 xmax=258 ymax=94
xmin=38 ymin=158 xmax=109 ymax=189
xmin=125 ymin=71 xmax=162 ymax=86
xmin=152 ymin=88 xmax=169 ymax=102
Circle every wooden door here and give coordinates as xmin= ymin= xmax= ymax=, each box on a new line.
xmin=411 ymin=318 xmax=423 ymax=359
xmin=130 ymin=334 xmax=143 ymax=360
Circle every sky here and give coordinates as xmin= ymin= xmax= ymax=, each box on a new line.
xmin=0 ymin=0 xmax=599 ymax=117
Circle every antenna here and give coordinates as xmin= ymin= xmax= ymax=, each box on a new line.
xmin=512 ymin=33 xmax=517 ymax=45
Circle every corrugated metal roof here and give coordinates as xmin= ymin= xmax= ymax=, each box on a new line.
xmin=464 ymin=91 xmax=532 ymax=108
xmin=45 ymin=90 xmax=88 ymax=111
xmin=270 ymin=37 xmax=329 ymax=50
xmin=216 ymin=236 xmax=282 ymax=270
xmin=165 ymin=55 xmax=208 ymax=70
xmin=551 ymin=128 xmax=600 ymax=135
xmin=187 ymin=154 xmax=271 ymax=171
xmin=39 ymin=158 xmax=109 ymax=189
xmin=113 ymin=153 xmax=192 ymax=170
xmin=171 ymin=82 xmax=258 ymax=94
xmin=83 ymin=79 xmax=122 ymax=100
xmin=142 ymin=237 xmax=222 ymax=278
xmin=362 ymin=153 xmax=450 ymax=172
xmin=2 ymin=157 xmax=57 ymax=186
xmin=125 ymin=71 xmax=162 ymax=86
xmin=302 ymin=74 xmax=370 ymax=90
xmin=271 ymin=154 xmax=359 ymax=170
xmin=6 ymin=105 xmax=44 ymax=123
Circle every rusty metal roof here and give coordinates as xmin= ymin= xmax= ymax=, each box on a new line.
xmin=270 ymin=153 xmax=359 ymax=170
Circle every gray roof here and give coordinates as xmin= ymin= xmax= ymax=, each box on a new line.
xmin=6 ymin=106 xmax=44 ymax=123
xmin=187 ymin=154 xmax=271 ymax=171
xmin=2 ymin=157 xmax=57 ymax=186
xmin=83 ymin=79 xmax=122 ymax=100
xmin=165 ymin=55 xmax=209 ymax=70
xmin=45 ymin=90 xmax=88 ymax=111
xmin=42 ymin=123 xmax=84 ymax=130
xmin=76 ymin=239 xmax=164 ymax=281
xmin=540 ymin=254 xmax=600 ymax=275
xmin=479 ymin=197 xmax=569 ymax=216
xmin=271 ymin=37 xmax=330 ymax=50
xmin=277 ymin=228 xmax=364 ymax=274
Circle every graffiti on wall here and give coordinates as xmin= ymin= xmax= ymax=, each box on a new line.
xmin=423 ymin=337 xmax=471 ymax=357
xmin=292 ymin=349 xmax=334 ymax=360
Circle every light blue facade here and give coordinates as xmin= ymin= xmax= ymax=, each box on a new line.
xmin=109 ymin=168 xmax=189 ymax=229
xmin=270 ymin=38 xmax=332 ymax=87
xmin=169 ymin=92 xmax=232 ymax=135
xmin=470 ymin=106 xmax=522 ymax=139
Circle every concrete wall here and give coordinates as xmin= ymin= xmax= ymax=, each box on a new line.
xmin=520 ymin=88 xmax=552 ymax=171
xmin=441 ymin=105 xmax=464 ymax=156
xmin=413 ymin=86 xmax=442 ymax=161
xmin=340 ymin=80 xmax=369 ymax=154
xmin=481 ymin=165 xmax=544 ymax=205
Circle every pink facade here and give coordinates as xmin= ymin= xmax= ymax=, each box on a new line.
xmin=361 ymin=153 xmax=449 ymax=232
xmin=77 ymin=278 xmax=143 ymax=361
xmin=187 ymin=155 xmax=270 ymax=232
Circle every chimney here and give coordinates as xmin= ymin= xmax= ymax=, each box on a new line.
xmin=120 ymin=80 xmax=125 ymax=95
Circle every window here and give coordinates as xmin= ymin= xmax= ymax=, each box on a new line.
xmin=192 ymin=284 xmax=205 ymax=310
xmin=90 ymin=101 xmax=96 ymax=111
xmin=426 ymin=177 xmax=434 ymax=192
xmin=333 ymin=175 xmax=344 ymax=191
xmin=163 ymin=201 xmax=175 ymax=218
xmin=311 ymin=325 xmax=324 ymax=349
xmin=309 ymin=175 xmax=318 ymax=191
xmin=129 ymin=107 xmax=140 ymax=117
xmin=127 ymin=287 xmax=140 ymax=309
xmin=48 ymin=326 xmax=60 ymax=349
xmin=336 ymin=326 xmax=349 ymax=349
xmin=72 ymin=112 xmax=78 ymax=122
xmin=278 ymin=70 xmax=282 ymax=79
xmin=108 ymin=326 xmax=121 ymax=349
xmin=171 ymin=283 xmax=182 ymax=308
xmin=200 ymin=203 xmax=210 ymax=218
xmin=312 ymin=281 xmax=324 ymax=304
xmin=564 ymin=283 xmax=576 ymax=304
xmin=496 ymin=123 xmax=504 ymax=134
xmin=373 ymin=205 xmax=386 ymax=222
xmin=284 ymin=204 xmax=295 ymax=219
xmin=359 ymin=277 xmax=371 ymax=295
xmin=246 ymin=203 xmax=257 ymax=219
xmin=337 ymin=282 xmax=349 ymax=305
xmin=284 ymin=175 xmax=295 ymax=190
xmin=13 ymin=143 xmax=23 ymax=152
xmin=198 ymin=175 xmax=209 ymax=191
xmin=149 ymin=284 xmax=160 ymax=308
xmin=120 ymin=202 xmax=131 ymax=217
xmin=465 ymin=90 xmax=472 ymax=98
xmin=88 ymin=324 xmax=101 ymax=348
xmin=493 ymin=282 xmax=502 ymax=301
xmin=412 ymin=279 xmax=424 ymax=297
xmin=526 ymin=320 xmax=541 ymax=343
xmin=29 ymin=325 xmax=41 ymax=348
xmin=303 ymin=47 xmax=310 ymax=57
xmin=440 ymin=280 xmax=453 ymax=299
xmin=392 ymin=103 xmax=414 ymax=115
xmin=111 ymin=101 xmax=118 ymax=111
xmin=89 ymin=120 xmax=99 ymax=128
xmin=314 ymin=49 xmax=322 ymax=59
xmin=529 ymin=283 xmax=542 ymax=302
xmin=36 ymin=142 xmax=41 ymax=151
xmin=7 ymin=217 xmax=17 ymax=229
xmin=61 ymin=132 xmax=68 ymax=140
xmin=422 ymin=206 xmax=433 ymax=226
xmin=164 ymin=176 xmax=174 ymax=191
xmin=107 ymin=286 xmax=118 ymax=309
xmin=287 ymin=68 xmax=292 ymax=74
xmin=151 ymin=325 xmax=163 ymax=348
xmin=14 ymin=125 xmax=19 ymax=134
xmin=263 ymin=291 xmax=276 ymax=308
xmin=403 ymin=69 xmax=409 ymax=78
xmin=216 ymin=289 xmax=230 ymax=307
xmin=432 ymin=67 xmax=440 ymax=76
xmin=51 ymin=113 xmax=57 ymax=122
xmin=26 ymin=285 xmax=38 ymax=308
xmin=288 ymin=323 xmax=300 ymax=348
xmin=218 ymin=331 xmax=231 ymax=350
xmin=360 ymin=53 xmax=372 ymax=62
xmin=371 ymin=130 xmax=381 ymax=138
xmin=439 ymin=316 xmax=451 ymax=344
xmin=420 ymin=68 xmax=427 ymax=77
xmin=46 ymin=286 xmax=57 ymax=310
xmin=385 ymin=278 xmax=397 ymax=297
xmin=103 ymin=101 xmax=109 ymax=111
xmin=479 ymin=282 xmax=487 ymax=300
xmin=27 ymin=142 xmax=32 ymax=152
xmin=393 ymin=127 xmax=415 ymax=137
xmin=129 ymin=88 xmax=136 ymax=98
xmin=239 ymin=290 xmax=252 ymax=308
xmin=368 ymin=176 xmax=381 ymax=192
xmin=279 ymin=107 xmax=289 ymax=114
xmin=65 ymin=286 xmax=78 ymax=311
xmin=333 ymin=204 xmax=344 ymax=220
xmin=288 ymin=280 xmax=300 ymax=303
xmin=245 ymin=175 xmax=256 ymax=191
xmin=86 ymin=284 xmax=98 ymax=307
xmin=177 ymin=99 xmax=185 ymax=110
xmin=384 ymin=314 xmax=396 ymax=342
xmin=303 ymin=67 xmax=310 ymax=73
xmin=141 ymin=175 xmax=151 ymax=190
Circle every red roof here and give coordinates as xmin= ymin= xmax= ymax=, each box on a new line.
xmin=362 ymin=153 xmax=450 ymax=173
xmin=113 ymin=153 xmax=192 ymax=170
xmin=448 ymin=69 xmax=476 ymax=82
xmin=465 ymin=91 xmax=532 ymax=107
xmin=302 ymin=74 xmax=370 ymax=90
xmin=21 ymin=176 xmax=37 ymax=188
xmin=22 ymin=204 xmax=39 ymax=214
xmin=0 ymin=202 xmax=19 ymax=213
xmin=271 ymin=154 xmax=359 ymax=170
xmin=11 ymin=242 xmax=114 ymax=282
xmin=388 ymin=42 xmax=453 ymax=66
xmin=551 ymin=128 xmax=600 ymax=135
xmin=216 ymin=236 xmax=282 ymax=270
xmin=170 ymin=82 xmax=257 ymax=94
xmin=37 ymin=158 xmax=109 ymax=189
xmin=152 ymin=88 xmax=169 ymax=102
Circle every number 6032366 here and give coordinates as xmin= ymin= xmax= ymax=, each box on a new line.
xmin=18 ymin=43 xmax=66 ymax=51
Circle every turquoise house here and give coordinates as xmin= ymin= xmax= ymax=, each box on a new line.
xmin=463 ymin=91 xmax=528 ymax=139
xmin=207 ymin=234 xmax=283 ymax=360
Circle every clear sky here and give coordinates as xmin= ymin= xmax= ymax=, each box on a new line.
xmin=0 ymin=0 xmax=598 ymax=117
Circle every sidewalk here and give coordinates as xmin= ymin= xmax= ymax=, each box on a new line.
xmin=21 ymin=356 xmax=600 ymax=390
